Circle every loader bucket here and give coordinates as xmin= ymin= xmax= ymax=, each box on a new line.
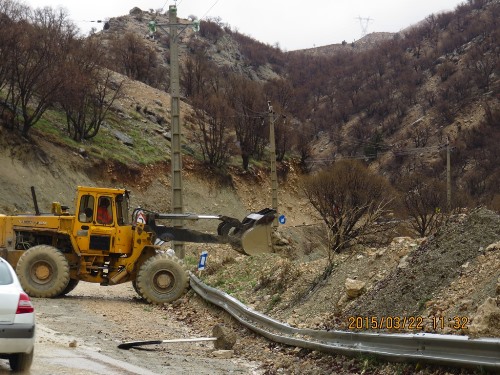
xmin=240 ymin=222 xmax=273 ymax=255
xmin=228 ymin=208 xmax=276 ymax=255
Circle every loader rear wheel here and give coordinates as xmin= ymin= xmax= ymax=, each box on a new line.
xmin=132 ymin=280 xmax=143 ymax=299
xmin=16 ymin=245 xmax=70 ymax=298
xmin=136 ymin=253 xmax=188 ymax=305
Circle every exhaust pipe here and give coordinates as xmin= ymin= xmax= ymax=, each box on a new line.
xmin=31 ymin=186 xmax=40 ymax=216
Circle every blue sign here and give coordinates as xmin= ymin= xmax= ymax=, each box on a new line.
xmin=278 ymin=214 xmax=286 ymax=225
xmin=198 ymin=251 xmax=208 ymax=271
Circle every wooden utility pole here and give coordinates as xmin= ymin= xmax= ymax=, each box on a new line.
xmin=268 ymin=102 xmax=278 ymax=227
xmin=446 ymin=137 xmax=451 ymax=212
xmin=169 ymin=5 xmax=184 ymax=258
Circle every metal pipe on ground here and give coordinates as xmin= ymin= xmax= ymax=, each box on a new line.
xmin=117 ymin=324 xmax=236 ymax=350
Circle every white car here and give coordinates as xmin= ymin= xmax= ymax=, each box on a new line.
xmin=0 ymin=257 xmax=35 ymax=372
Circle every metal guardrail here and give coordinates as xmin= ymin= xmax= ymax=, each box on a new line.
xmin=190 ymin=273 xmax=500 ymax=370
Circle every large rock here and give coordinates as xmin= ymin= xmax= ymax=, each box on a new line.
xmin=129 ymin=7 xmax=142 ymax=15
xmin=469 ymin=297 xmax=500 ymax=337
xmin=345 ymin=278 xmax=366 ymax=299
xmin=112 ymin=129 xmax=134 ymax=146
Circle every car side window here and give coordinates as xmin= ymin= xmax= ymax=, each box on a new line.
xmin=0 ymin=262 xmax=14 ymax=285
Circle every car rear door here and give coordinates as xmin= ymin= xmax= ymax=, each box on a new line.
xmin=0 ymin=262 xmax=17 ymax=325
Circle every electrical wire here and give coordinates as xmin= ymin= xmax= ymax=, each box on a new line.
xmin=308 ymin=145 xmax=444 ymax=165
xmin=201 ymin=0 xmax=221 ymax=19
xmin=175 ymin=0 xmax=221 ymax=19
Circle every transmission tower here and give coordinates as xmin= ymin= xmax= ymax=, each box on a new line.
xmin=355 ymin=16 xmax=373 ymax=38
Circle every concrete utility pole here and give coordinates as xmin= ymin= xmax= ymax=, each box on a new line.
xmin=268 ymin=102 xmax=278 ymax=227
xmin=169 ymin=5 xmax=184 ymax=257
xmin=154 ymin=7 xmax=199 ymax=258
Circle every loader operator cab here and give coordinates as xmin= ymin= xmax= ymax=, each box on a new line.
xmin=74 ymin=187 xmax=132 ymax=254
xmin=77 ymin=191 xmax=130 ymax=226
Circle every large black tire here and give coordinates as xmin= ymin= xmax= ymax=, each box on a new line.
xmin=132 ymin=280 xmax=143 ymax=299
xmin=9 ymin=349 xmax=33 ymax=372
xmin=136 ymin=253 xmax=189 ymax=305
xmin=16 ymin=245 xmax=70 ymax=298
xmin=58 ymin=278 xmax=80 ymax=296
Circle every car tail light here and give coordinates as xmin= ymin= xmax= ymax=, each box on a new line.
xmin=16 ymin=292 xmax=34 ymax=314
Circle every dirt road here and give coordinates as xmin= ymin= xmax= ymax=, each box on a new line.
xmin=0 ymin=283 xmax=262 ymax=375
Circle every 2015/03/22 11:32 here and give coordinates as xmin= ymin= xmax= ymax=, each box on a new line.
xmin=347 ymin=316 xmax=470 ymax=331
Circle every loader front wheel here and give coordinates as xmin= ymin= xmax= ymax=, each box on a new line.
xmin=16 ymin=245 xmax=70 ymax=298
xmin=58 ymin=279 xmax=80 ymax=296
xmin=136 ymin=253 xmax=188 ymax=305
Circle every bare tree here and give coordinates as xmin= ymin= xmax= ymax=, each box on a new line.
xmin=465 ymin=42 xmax=499 ymax=92
xmin=402 ymin=174 xmax=446 ymax=236
xmin=302 ymin=160 xmax=393 ymax=266
xmin=181 ymin=51 xmax=213 ymax=98
xmin=3 ymin=6 xmax=75 ymax=135
xmin=410 ymin=125 xmax=431 ymax=148
xmin=192 ymin=94 xmax=235 ymax=168
xmin=294 ymin=121 xmax=314 ymax=171
xmin=226 ymin=76 xmax=267 ymax=170
xmin=273 ymin=114 xmax=292 ymax=162
xmin=108 ymin=32 xmax=163 ymax=88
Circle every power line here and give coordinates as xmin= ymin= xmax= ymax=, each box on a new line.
xmin=308 ymin=144 xmax=444 ymax=165
xmin=201 ymin=0 xmax=221 ymax=19
xmin=174 ymin=0 xmax=221 ymax=20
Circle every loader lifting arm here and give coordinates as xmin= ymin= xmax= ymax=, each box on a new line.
xmin=133 ymin=208 xmax=276 ymax=255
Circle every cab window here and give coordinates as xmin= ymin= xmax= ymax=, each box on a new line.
xmin=115 ymin=194 xmax=130 ymax=226
xmin=78 ymin=195 xmax=95 ymax=223
xmin=97 ymin=196 xmax=113 ymax=225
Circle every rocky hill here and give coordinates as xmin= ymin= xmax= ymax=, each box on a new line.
xmin=0 ymin=2 xmax=499 ymax=374
xmin=93 ymin=2 xmax=500 ymax=212
xmin=296 ymin=32 xmax=396 ymax=56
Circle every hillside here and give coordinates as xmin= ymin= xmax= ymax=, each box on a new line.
xmin=0 ymin=1 xmax=499 ymax=373
xmin=1 ymin=77 xmax=500 ymax=374
xmin=1 ymin=114 xmax=499 ymax=375
xmin=92 ymin=1 xmax=500 ymax=211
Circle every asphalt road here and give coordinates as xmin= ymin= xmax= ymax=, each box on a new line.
xmin=0 ymin=283 xmax=261 ymax=375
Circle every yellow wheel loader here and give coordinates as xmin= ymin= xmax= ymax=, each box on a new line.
xmin=0 ymin=186 xmax=275 ymax=304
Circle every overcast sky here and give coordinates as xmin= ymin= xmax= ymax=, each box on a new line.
xmin=23 ymin=0 xmax=465 ymax=51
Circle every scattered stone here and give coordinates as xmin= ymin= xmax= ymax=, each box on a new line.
xmin=469 ymin=297 xmax=500 ymax=336
xmin=345 ymin=278 xmax=366 ymax=298
xmin=486 ymin=241 xmax=500 ymax=252
xmin=212 ymin=324 xmax=236 ymax=350
xmin=458 ymin=299 xmax=473 ymax=311
xmin=68 ymin=340 xmax=77 ymax=348
xmin=212 ymin=350 xmax=234 ymax=359
xmin=397 ymin=255 xmax=409 ymax=269
xmin=112 ymin=129 xmax=134 ymax=146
